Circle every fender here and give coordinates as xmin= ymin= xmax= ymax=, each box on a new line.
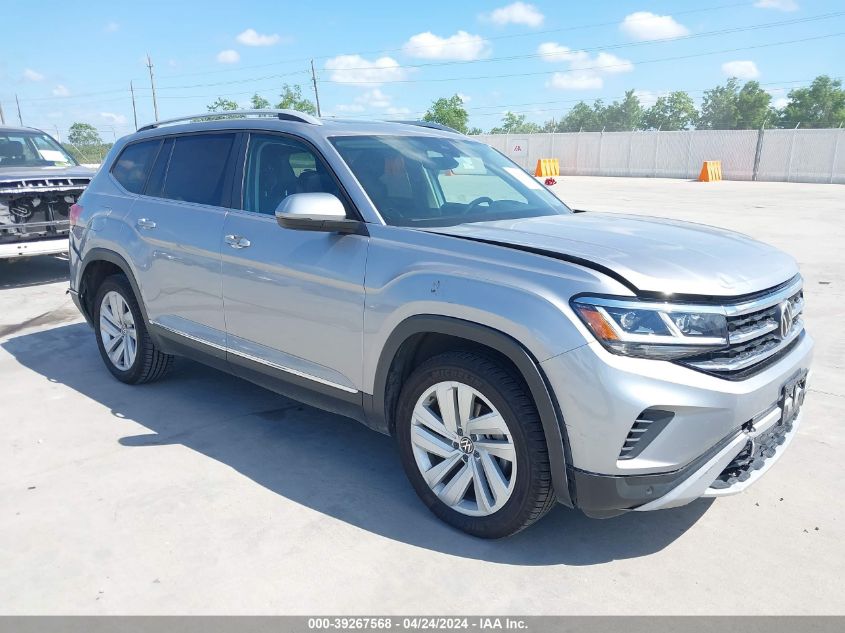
xmin=366 ymin=315 xmax=574 ymax=507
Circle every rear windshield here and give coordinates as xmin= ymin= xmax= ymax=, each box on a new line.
xmin=0 ymin=131 xmax=78 ymax=168
xmin=330 ymin=135 xmax=570 ymax=227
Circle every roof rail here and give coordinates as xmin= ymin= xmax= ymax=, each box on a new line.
xmin=137 ymin=109 xmax=322 ymax=132
xmin=388 ymin=120 xmax=463 ymax=135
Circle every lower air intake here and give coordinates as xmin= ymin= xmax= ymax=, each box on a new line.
xmin=618 ymin=408 xmax=674 ymax=460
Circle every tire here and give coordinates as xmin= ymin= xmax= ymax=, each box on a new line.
xmin=395 ymin=350 xmax=556 ymax=538
xmin=92 ymin=274 xmax=173 ymax=384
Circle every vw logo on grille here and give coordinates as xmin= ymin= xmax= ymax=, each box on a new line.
xmin=458 ymin=436 xmax=475 ymax=454
xmin=778 ymin=300 xmax=794 ymax=340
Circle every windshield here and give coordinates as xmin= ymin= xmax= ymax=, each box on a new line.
xmin=331 ymin=135 xmax=570 ymax=227
xmin=0 ymin=130 xmax=78 ymax=169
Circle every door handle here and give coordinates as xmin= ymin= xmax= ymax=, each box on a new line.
xmin=225 ymin=234 xmax=251 ymax=249
xmin=136 ymin=218 xmax=157 ymax=230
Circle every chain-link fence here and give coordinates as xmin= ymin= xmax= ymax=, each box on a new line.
xmin=477 ymin=128 xmax=845 ymax=184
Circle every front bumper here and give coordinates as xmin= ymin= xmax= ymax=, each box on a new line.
xmin=0 ymin=237 xmax=68 ymax=259
xmin=541 ymin=330 xmax=813 ymax=516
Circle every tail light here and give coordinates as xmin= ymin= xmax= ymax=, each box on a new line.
xmin=69 ymin=203 xmax=83 ymax=227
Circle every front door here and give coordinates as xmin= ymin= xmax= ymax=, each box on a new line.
xmin=221 ymin=132 xmax=368 ymax=393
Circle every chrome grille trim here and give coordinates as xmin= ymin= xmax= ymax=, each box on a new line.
xmin=684 ymin=281 xmax=805 ymax=375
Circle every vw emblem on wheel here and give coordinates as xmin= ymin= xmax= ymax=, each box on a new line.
xmin=458 ymin=436 xmax=475 ymax=454
xmin=777 ymin=300 xmax=794 ymax=339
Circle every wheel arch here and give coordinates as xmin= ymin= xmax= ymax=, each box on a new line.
xmin=78 ymin=249 xmax=150 ymax=330
xmin=366 ymin=314 xmax=573 ymax=507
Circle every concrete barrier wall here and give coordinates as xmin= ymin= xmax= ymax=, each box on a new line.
xmin=475 ymin=128 xmax=845 ymax=184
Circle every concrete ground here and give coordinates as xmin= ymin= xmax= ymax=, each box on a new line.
xmin=1 ymin=177 xmax=843 ymax=615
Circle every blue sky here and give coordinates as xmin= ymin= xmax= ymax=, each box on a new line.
xmin=2 ymin=0 xmax=843 ymax=138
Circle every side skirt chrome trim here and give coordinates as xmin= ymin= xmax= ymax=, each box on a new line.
xmin=150 ymin=321 xmax=359 ymax=394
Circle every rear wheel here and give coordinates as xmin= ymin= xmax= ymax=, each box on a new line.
xmin=93 ymin=275 xmax=173 ymax=384
xmin=396 ymin=351 xmax=556 ymax=538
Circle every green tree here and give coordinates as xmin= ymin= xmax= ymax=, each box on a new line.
xmin=642 ymin=91 xmax=699 ymax=130
xmin=601 ymin=90 xmax=644 ymax=131
xmin=557 ymin=101 xmax=601 ymax=132
xmin=250 ymin=93 xmax=271 ymax=109
xmin=699 ymin=78 xmax=741 ymax=129
xmin=423 ymin=94 xmax=469 ymax=133
xmin=67 ymin=122 xmax=102 ymax=147
xmin=207 ymin=97 xmax=239 ymax=112
xmin=275 ymin=84 xmax=317 ymax=115
xmin=779 ymin=75 xmax=845 ymax=128
xmin=735 ymin=81 xmax=774 ymax=129
xmin=467 ymin=126 xmax=483 ymax=135
xmin=489 ymin=112 xmax=541 ymax=134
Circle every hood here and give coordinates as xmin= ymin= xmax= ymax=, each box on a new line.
xmin=0 ymin=165 xmax=97 ymax=182
xmin=428 ymin=213 xmax=798 ymax=297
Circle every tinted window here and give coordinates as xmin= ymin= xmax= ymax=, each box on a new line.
xmin=159 ymin=133 xmax=236 ymax=206
xmin=242 ymin=134 xmax=341 ymax=214
xmin=111 ymin=140 xmax=160 ymax=193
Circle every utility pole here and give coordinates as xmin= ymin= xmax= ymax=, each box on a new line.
xmin=0 ymin=100 xmax=5 ymax=125
xmin=15 ymin=94 xmax=23 ymax=125
xmin=54 ymin=126 xmax=61 ymax=142
xmin=310 ymin=59 xmax=322 ymax=117
xmin=130 ymin=81 xmax=139 ymax=130
xmin=146 ymin=54 xmax=159 ymax=121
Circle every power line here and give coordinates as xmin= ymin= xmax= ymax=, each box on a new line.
xmin=318 ymin=11 xmax=845 ymax=73
xmin=7 ymin=9 xmax=842 ymax=105
xmin=318 ymin=32 xmax=845 ymax=84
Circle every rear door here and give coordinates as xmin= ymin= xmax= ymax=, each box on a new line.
xmin=220 ymin=131 xmax=368 ymax=393
xmin=125 ymin=131 xmax=239 ymax=349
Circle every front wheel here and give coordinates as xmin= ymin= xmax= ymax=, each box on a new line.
xmin=395 ymin=351 xmax=556 ymax=538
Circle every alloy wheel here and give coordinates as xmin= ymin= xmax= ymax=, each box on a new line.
xmin=99 ymin=290 xmax=137 ymax=371
xmin=410 ymin=381 xmax=517 ymax=517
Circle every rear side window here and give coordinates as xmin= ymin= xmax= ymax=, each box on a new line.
xmin=158 ymin=133 xmax=236 ymax=206
xmin=111 ymin=140 xmax=160 ymax=194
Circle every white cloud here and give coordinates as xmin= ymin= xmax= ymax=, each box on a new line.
xmin=633 ymin=90 xmax=666 ymax=108
xmin=402 ymin=31 xmax=489 ymax=60
xmin=100 ymin=112 xmax=127 ymax=125
xmin=216 ymin=49 xmax=240 ymax=64
xmin=540 ymin=43 xmax=633 ymax=90
xmin=548 ymin=72 xmax=604 ymax=90
xmin=236 ymin=28 xmax=281 ymax=46
xmin=23 ymin=68 xmax=44 ymax=82
xmin=586 ymin=52 xmax=635 ymax=74
xmin=487 ymin=2 xmax=545 ymax=27
xmin=336 ymin=89 xmax=397 ymax=113
xmin=537 ymin=42 xmax=588 ymax=63
xmin=457 ymin=92 xmax=471 ymax=103
xmin=104 ymin=22 xmax=120 ymax=32
xmin=754 ymin=0 xmax=799 ymax=10
xmin=620 ymin=12 xmax=690 ymax=41
xmin=385 ymin=106 xmax=411 ymax=116
xmin=52 ymin=84 xmax=70 ymax=96
xmin=324 ymin=55 xmax=408 ymax=85
xmin=722 ymin=60 xmax=760 ymax=79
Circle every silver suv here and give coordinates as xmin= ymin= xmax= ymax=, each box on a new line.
xmin=69 ymin=110 xmax=812 ymax=538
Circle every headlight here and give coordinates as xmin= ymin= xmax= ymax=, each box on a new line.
xmin=571 ymin=296 xmax=729 ymax=360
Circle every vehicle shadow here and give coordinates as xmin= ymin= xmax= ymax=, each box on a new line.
xmin=0 ymin=255 xmax=69 ymax=290
xmin=2 ymin=322 xmax=713 ymax=566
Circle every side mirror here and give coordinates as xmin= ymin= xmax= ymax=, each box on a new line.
xmin=274 ymin=193 xmax=363 ymax=234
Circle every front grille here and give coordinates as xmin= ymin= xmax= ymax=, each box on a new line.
xmin=681 ymin=278 xmax=804 ymax=379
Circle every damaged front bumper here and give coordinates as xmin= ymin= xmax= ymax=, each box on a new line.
xmin=0 ymin=177 xmax=88 ymax=259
